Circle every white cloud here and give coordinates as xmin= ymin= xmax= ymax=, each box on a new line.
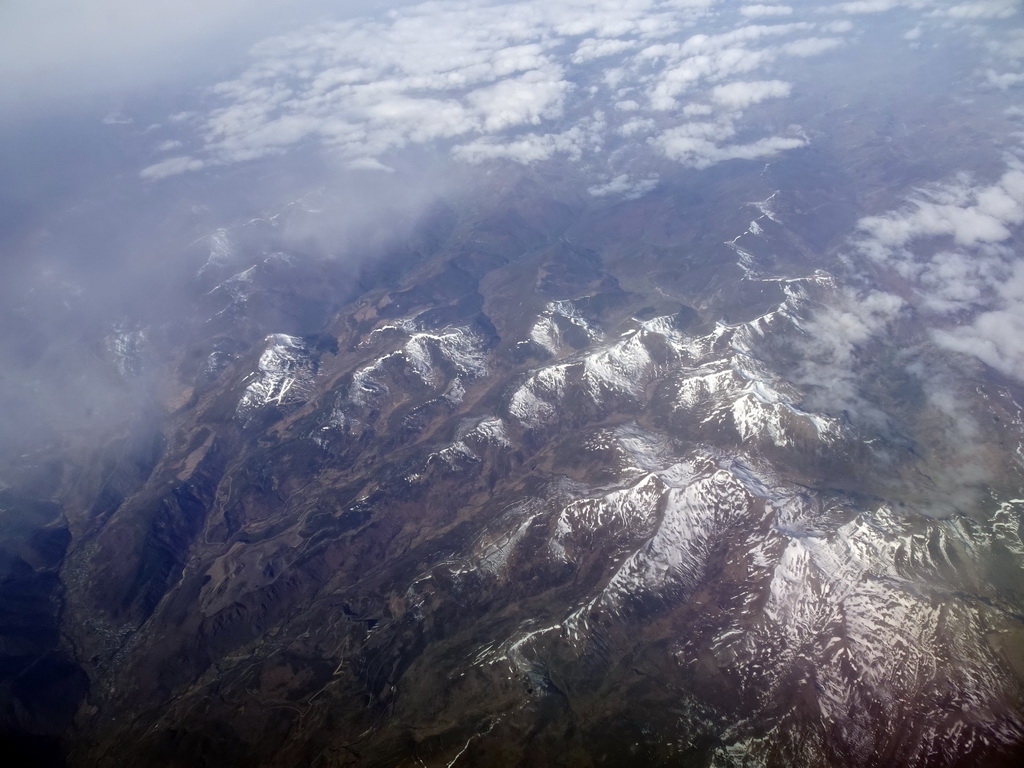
xmin=639 ymin=22 xmax=841 ymax=110
xmin=134 ymin=0 xmax=854 ymax=179
xmin=826 ymin=1 xmax=899 ymax=13
xmin=675 ymin=22 xmax=817 ymax=54
xmin=587 ymin=174 xmax=660 ymax=198
xmin=794 ymin=288 xmax=906 ymax=422
xmin=858 ymin=170 xmax=1024 ymax=252
xmin=572 ymin=37 xmax=638 ymax=64
xmin=132 ymin=0 xmax=937 ymax=182
xmin=467 ymin=69 xmax=571 ymax=131
xmin=933 ymin=306 xmax=1024 ymax=379
xmin=851 ymin=164 xmax=1024 ymax=380
xmin=986 ymin=70 xmax=1024 ymax=89
xmin=140 ymin=155 xmax=206 ymax=180
xmin=645 ymin=48 xmax=776 ymax=110
xmin=618 ymin=116 xmax=655 ymax=135
xmin=931 ymin=1 xmax=1019 ymax=20
xmin=779 ymin=37 xmax=843 ymax=56
xmin=710 ymin=79 xmax=791 ymax=108
xmin=102 ymin=112 xmax=133 ymax=126
xmin=822 ymin=20 xmax=855 ymax=33
xmin=452 ymin=117 xmax=605 ymax=165
xmin=655 ymin=124 xmax=805 ymax=168
xmin=987 ymin=29 xmax=1024 ymax=62
xmin=452 ymin=134 xmax=563 ymax=164
xmin=790 ymin=159 xmax=1024 ymax=433
xmin=932 ymin=248 xmax=1024 ymax=379
xmin=347 ymin=157 xmax=395 ymax=173
xmin=740 ymin=5 xmax=794 ymax=17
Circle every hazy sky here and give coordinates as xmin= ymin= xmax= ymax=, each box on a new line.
xmin=1 ymin=0 xmax=1023 ymax=463
xmin=0 ymin=1 xmax=412 ymax=117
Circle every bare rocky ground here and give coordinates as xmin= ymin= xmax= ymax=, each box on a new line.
xmin=2 ymin=148 xmax=1024 ymax=768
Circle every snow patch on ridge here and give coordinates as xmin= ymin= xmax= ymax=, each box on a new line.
xmin=105 ymin=324 xmax=147 ymax=377
xmin=509 ymin=293 xmax=844 ymax=448
xmin=752 ymin=501 xmax=1024 ymax=762
xmin=429 ymin=416 xmax=512 ymax=470
xmin=527 ymin=300 xmax=604 ymax=354
xmin=237 ymin=334 xmax=316 ymax=417
xmin=601 ymin=468 xmax=757 ymax=601
xmin=726 ymin=192 xmax=780 ymax=278
xmin=349 ymin=324 xmax=490 ymax=407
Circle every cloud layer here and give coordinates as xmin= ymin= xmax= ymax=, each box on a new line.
xmin=790 ymin=152 xmax=1024 ymax=451
xmin=140 ymin=0 xmax=857 ymax=185
xmin=0 ymin=0 xmax=360 ymax=114
xmin=119 ymin=0 xmax=1020 ymax=198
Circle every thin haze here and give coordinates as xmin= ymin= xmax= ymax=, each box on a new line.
xmin=0 ymin=1 xmax=408 ymax=116
xmin=1 ymin=0 xmax=1023 ymax=510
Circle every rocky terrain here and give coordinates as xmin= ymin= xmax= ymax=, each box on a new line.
xmin=2 ymin=147 xmax=1022 ymax=768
